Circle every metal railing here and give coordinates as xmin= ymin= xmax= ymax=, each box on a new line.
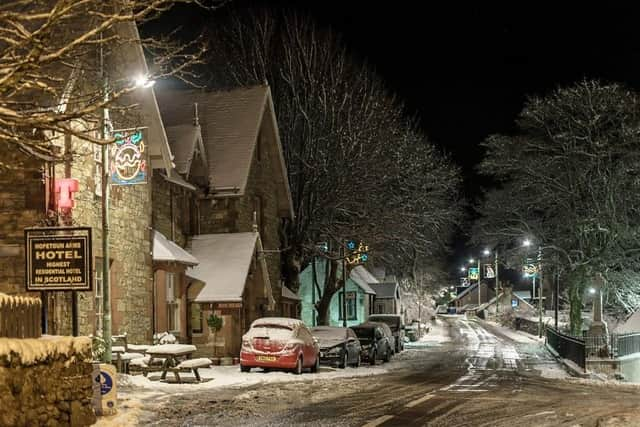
xmin=546 ymin=326 xmax=585 ymax=369
xmin=615 ymin=333 xmax=640 ymax=358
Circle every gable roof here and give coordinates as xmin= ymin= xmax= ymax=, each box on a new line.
xmin=164 ymin=123 xmax=206 ymax=176
xmin=187 ymin=232 xmax=272 ymax=303
xmin=301 ymin=259 xmax=377 ymax=295
xmin=370 ymin=282 xmax=399 ymax=299
xmin=350 ymin=266 xmax=378 ymax=295
xmin=156 ymin=85 xmax=294 ymax=218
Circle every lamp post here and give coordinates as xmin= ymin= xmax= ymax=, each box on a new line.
xmin=100 ymin=42 xmax=112 ymax=363
xmin=99 ymin=39 xmax=155 ymax=361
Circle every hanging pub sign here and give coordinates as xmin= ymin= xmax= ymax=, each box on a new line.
xmin=110 ymin=129 xmax=147 ymax=185
xmin=483 ymin=264 xmax=496 ymax=279
xmin=25 ymin=227 xmax=92 ymax=291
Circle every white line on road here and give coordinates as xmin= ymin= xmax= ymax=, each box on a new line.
xmin=405 ymin=393 xmax=435 ymax=408
xmin=362 ymin=414 xmax=395 ymax=427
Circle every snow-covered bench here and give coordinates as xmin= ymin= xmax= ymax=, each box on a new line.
xmin=166 ymin=358 xmax=212 ymax=382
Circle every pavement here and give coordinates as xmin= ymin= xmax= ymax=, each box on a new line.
xmin=108 ymin=316 xmax=640 ymax=426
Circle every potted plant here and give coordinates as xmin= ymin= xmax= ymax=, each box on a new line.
xmin=207 ymin=313 xmax=223 ymax=364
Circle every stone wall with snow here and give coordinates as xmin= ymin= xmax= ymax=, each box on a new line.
xmin=0 ymin=336 xmax=96 ymax=426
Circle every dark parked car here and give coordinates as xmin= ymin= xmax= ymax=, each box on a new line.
xmin=351 ymin=322 xmax=392 ymax=365
xmin=368 ymin=314 xmax=405 ymax=353
xmin=311 ymin=326 xmax=362 ymax=368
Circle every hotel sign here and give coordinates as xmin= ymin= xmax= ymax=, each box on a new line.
xmin=25 ymin=227 xmax=92 ymax=291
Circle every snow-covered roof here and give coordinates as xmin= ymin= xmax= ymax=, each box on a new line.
xmin=187 ymin=233 xmax=273 ymax=304
xmin=370 ymin=282 xmax=399 ymax=299
xmin=349 ymin=266 xmax=378 ymax=295
xmin=152 ymin=230 xmax=199 ymax=266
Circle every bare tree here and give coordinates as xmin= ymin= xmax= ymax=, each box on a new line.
xmin=206 ymin=8 xmax=463 ymax=324
xmin=476 ymin=81 xmax=640 ymax=333
xmin=0 ymin=0 xmax=223 ymax=167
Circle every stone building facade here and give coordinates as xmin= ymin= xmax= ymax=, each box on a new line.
xmin=0 ymin=21 xmax=175 ymax=345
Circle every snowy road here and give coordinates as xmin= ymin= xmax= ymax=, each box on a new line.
xmin=117 ymin=317 xmax=640 ymax=426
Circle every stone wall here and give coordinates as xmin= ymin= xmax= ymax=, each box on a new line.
xmin=0 ymin=336 xmax=95 ymax=427
xmin=68 ymin=138 xmax=153 ymax=343
xmin=0 ymin=144 xmax=45 ymax=295
xmin=198 ymin=124 xmax=285 ymax=313
xmin=151 ymin=174 xmax=191 ymax=248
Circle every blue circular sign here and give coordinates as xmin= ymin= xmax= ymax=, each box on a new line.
xmin=100 ymin=371 xmax=113 ymax=395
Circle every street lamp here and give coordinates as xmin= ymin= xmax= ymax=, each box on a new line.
xmin=460 ymin=266 xmax=466 ymax=272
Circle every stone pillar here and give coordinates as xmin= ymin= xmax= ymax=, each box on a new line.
xmin=587 ymin=273 xmax=609 ymax=356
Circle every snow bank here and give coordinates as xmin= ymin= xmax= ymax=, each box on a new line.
xmin=119 ymin=362 xmax=391 ymax=393
xmin=0 ymin=335 xmax=91 ymax=366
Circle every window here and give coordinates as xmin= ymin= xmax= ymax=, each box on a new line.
xmin=375 ymin=302 xmax=385 ymax=314
xmin=165 ymin=273 xmax=180 ymax=333
xmin=339 ymin=292 xmax=357 ymax=320
xmin=191 ymin=303 xmax=203 ymax=334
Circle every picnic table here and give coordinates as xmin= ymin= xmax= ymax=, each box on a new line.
xmin=142 ymin=344 xmax=210 ymax=382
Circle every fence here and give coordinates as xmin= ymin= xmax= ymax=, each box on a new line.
xmin=0 ymin=294 xmax=42 ymax=338
xmin=546 ymin=326 xmax=585 ymax=369
xmin=616 ymin=333 xmax=640 ymax=357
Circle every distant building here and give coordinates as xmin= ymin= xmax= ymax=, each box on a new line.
xmin=299 ymin=259 xmax=377 ymax=327
xmin=370 ymin=281 xmax=402 ymax=315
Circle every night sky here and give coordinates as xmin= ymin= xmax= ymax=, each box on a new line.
xmin=160 ymin=3 xmax=640 ymax=267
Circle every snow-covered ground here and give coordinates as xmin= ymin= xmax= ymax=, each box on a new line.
xmin=405 ymin=318 xmax=451 ymax=349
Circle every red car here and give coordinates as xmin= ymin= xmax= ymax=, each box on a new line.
xmin=240 ymin=317 xmax=320 ymax=374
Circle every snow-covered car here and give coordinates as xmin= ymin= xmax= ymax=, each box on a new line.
xmin=351 ymin=322 xmax=392 ymax=365
xmin=311 ymin=326 xmax=362 ymax=368
xmin=240 ymin=317 xmax=320 ymax=375
xmin=367 ymin=314 xmax=405 ymax=352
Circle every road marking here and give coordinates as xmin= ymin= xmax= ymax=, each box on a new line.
xmin=405 ymin=393 xmax=434 ymax=408
xmin=362 ymin=414 xmax=394 ymax=427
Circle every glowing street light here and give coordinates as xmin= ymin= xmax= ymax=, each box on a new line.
xmin=523 ymin=239 xmax=532 ymax=247
xmin=469 ymin=258 xmax=475 ymax=264
xmin=460 ymin=266 xmax=467 ymax=272
xmin=134 ymin=74 xmax=156 ymax=89
xmin=589 ymin=288 xmax=596 ymax=295
xmin=483 ymin=248 xmax=490 ymax=256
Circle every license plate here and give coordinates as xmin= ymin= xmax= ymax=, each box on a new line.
xmin=256 ymin=355 xmax=276 ymax=362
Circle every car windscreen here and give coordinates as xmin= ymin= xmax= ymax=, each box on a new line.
xmin=351 ymin=327 xmax=374 ymax=340
xmin=368 ymin=317 xmax=400 ymax=331
xmin=311 ymin=328 xmax=346 ymax=347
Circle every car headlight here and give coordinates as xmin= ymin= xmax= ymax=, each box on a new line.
xmin=283 ymin=342 xmax=297 ymax=352
xmin=241 ymin=339 xmax=252 ymax=351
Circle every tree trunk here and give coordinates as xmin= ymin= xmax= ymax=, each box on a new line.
xmin=315 ymin=259 xmax=340 ymax=325
xmin=568 ymin=267 xmax=586 ymax=335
